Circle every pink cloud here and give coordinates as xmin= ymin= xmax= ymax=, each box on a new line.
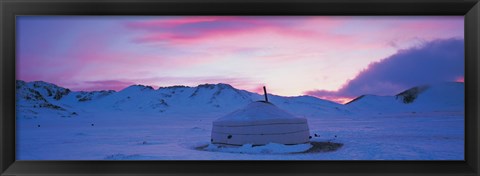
xmin=125 ymin=16 xmax=347 ymax=46
xmin=252 ymin=85 xmax=267 ymax=95
xmin=31 ymin=29 xmax=228 ymax=84
xmin=78 ymin=80 xmax=135 ymax=91
xmin=125 ymin=17 xmax=219 ymax=29
xmin=456 ymin=77 xmax=464 ymax=83
xmin=124 ymin=16 xmax=413 ymax=73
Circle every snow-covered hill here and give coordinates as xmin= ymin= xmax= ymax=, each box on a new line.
xmin=345 ymin=82 xmax=464 ymax=113
xmin=16 ymin=81 xmax=348 ymax=118
xmin=16 ymin=80 xmax=464 ymax=119
xmin=16 ymin=80 xmax=76 ymax=119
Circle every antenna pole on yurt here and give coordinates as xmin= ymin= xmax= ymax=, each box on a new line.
xmin=263 ymin=86 xmax=269 ymax=102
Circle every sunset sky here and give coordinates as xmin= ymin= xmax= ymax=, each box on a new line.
xmin=16 ymin=16 xmax=464 ymax=103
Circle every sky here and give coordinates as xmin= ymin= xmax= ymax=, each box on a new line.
xmin=16 ymin=16 xmax=464 ymax=103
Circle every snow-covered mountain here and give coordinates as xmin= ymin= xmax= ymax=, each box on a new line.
xmin=16 ymin=80 xmax=348 ymax=119
xmin=16 ymin=80 xmax=118 ymax=119
xmin=345 ymin=82 xmax=464 ymax=113
xmin=16 ymin=80 xmax=464 ymax=119
xmin=16 ymin=80 xmax=75 ymax=119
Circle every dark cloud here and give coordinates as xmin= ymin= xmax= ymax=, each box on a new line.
xmin=306 ymin=38 xmax=464 ymax=99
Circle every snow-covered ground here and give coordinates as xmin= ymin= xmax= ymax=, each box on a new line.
xmin=16 ymin=110 xmax=464 ymax=160
xmin=15 ymin=81 xmax=464 ymax=160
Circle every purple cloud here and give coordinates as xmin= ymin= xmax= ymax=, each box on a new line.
xmin=306 ymin=38 xmax=464 ymax=101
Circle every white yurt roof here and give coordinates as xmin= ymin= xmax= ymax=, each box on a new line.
xmin=213 ymin=101 xmax=307 ymax=126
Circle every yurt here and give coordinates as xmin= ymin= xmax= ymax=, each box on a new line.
xmin=211 ymin=87 xmax=310 ymax=146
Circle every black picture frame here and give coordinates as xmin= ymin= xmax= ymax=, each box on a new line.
xmin=1 ymin=0 xmax=479 ymax=175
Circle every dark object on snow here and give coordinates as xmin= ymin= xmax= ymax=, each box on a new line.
xmin=298 ymin=142 xmax=344 ymax=154
xmin=263 ymin=86 xmax=269 ymax=102
xmin=227 ymin=135 xmax=232 ymax=139
xmin=309 ymin=136 xmax=312 ymax=139
xmin=91 ymin=124 xmax=94 ymax=126
xmin=395 ymin=85 xmax=429 ymax=104
xmin=314 ymin=134 xmax=320 ymax=137
xmin=37 ymin=125 xmax=40 ymax=127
